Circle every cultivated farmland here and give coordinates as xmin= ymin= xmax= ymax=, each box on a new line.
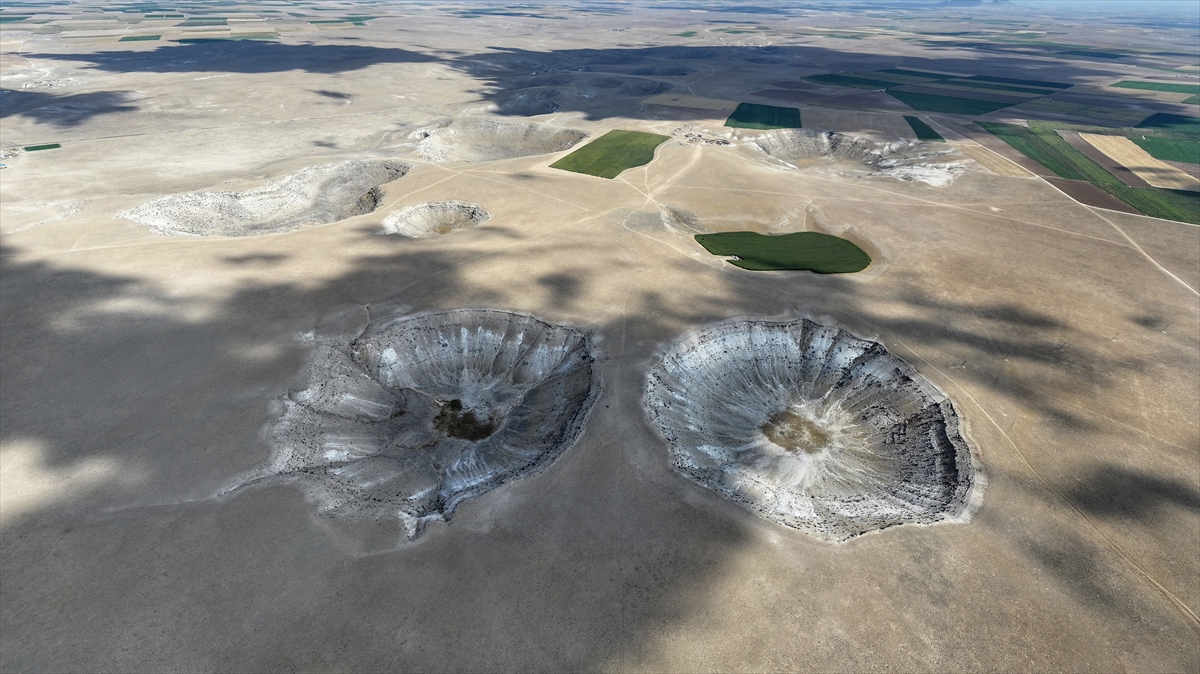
xmin=549 ymin=129 xmax=669 ymax=178
xmin=724 ymin=103 xmax=802 ymax=129
xmin=694 ymin=231 xmax=871 ymax=273
xmin=981 ymin=122 xmax=1200 ymax=223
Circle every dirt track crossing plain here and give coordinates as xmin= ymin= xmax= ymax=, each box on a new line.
xmin=1 ymin=1 xmax=1198 ymax=672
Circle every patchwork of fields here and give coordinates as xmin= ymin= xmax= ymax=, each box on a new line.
xmin=980 ymin=122 xmax=1200 ymax=224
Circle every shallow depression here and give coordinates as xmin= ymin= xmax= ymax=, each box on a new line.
xmin=644 ymin=318 xmax=979 ymax=542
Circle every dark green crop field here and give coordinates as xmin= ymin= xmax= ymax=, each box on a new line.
xmin=943 ymin=79 xmax=1059 ymax=96
xmin=694 ymin=231 xmax=871 ymax=273
xmin=1136 ymin=113 xmax=1200 ymax=136
xmin=119 ymin=34 xmax=161 ymax=41
xmin=1130 ymin=137 xmax=1200 ymax=164
xmin=879 ymin=69 xmax=951 ymax=80
xmin=549 ymin=130 xmax=669 ymax=179
xmin=887 ymin=90 xmax=1014 ymax=115
xmin=804 ymin=74 xmax=894 ymax=90
xmin=904 ymin=116 xmax=945 ymax=141
xmin=724 ymin=103 xmax=802 ymax=129
xmin=1112 ymin=81 xmax=1200 ymax=95
xmin=966 ymin=75 xmax=1073 ymax=89
xmin=980 ymin=122 xmax=1200 ymax=224
xmin=24 ymin=144 xmax=61 ymax=151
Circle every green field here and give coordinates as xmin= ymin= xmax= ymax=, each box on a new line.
xmin=1111 ymin=81 xmax=1200 ymax=95
xmin=1010 ymin=98 xmax=1152 ymax=125
xmin=942 ymin=78 xmax=1059 ymax=96
xmin=878 ymin=69 xmax=952 ymax=80
xmin=1183 ymin=94 xmax=1200 ymax=105
xmin=549 ymin=130 xmax=669 ymax=179
xmin=1136 ymin=113 xmax=1200 ymax=136
xmin=1130 ymin=137 xmax=1200 ymax=164
xmin=886 ymin=89 xmax=1014 ymax=115
xmin=24 ymin=144 xmax=60 ymax=151
xmin=694 ymin=231 xmax=871 ymax=273
xmin=672 ymin=31 xmax=697 ymax=37
xmin=900 ymin=82 xmax=1038 ymax=103
xmin=968 ymin=75 xmax=1073 ymax=89
xmin=904 ymin=116 xmax=945 ymax=141
xmin=979 ymin=122 xmax=1200 ymax=224
xmin=805 ymin=73 xmax=894 ymax=90
xmin=724 ymin=103 xmax=802 ymax=129
xmin=119 ymin=34 xmax=160 ymax=41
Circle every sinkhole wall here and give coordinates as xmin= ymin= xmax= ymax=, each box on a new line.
xmin=121 ymin=160 xmax=409 ymax=236
xmin=645 ymin=318 xmax=978 ymax=542
xmin=416 ymin=119 xmax=587 ymax=163
xmin=235 ymin=309 xmax=601 ymax=540
xmin=381 ymin=201 xmax=490 ymax=238
xmin=751 ymin=129 xmax=968 ymax=186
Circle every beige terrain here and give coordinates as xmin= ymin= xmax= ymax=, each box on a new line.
xmin=1 ymin=2 xmax=1198 ymax=673
xmin=1080 ymin=133 xmax=1200 ymax=192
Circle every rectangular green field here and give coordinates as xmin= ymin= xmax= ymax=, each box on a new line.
xmin=943 ymin=78 xmax=1060 ymax=96
xmin=979 ymin=122 xmax=1199 ymax=224
xmin=904 ymin=116 xmax=945 ymax=142
xmin=119 ymin=34 xmax=160 ymax=41
xmin=878 ymin=69 xmax=953 ymax=81
xmin=724 ymin=103 xmax=801 ymax=130
xmin=24 ymin=144 xmax=60 ymax=151
xmin=852 ymin=71 xmax=942 ymax=85
xmin=886 ymin=90 xmax=1014 ymax=115
xmin=969 ymin=75 xmax=1073 ymax=89
xmin=898 ymin=82 xmax=1039 ymax=103
xmin=549 ymin=130 xmax=669 ymax=179
xmin=804 ymin=74 xmax=894 ymax=90
xmin=1009 ymin=98 xmax=1151 ymax=126
xmin=1136 ymin=113 xmax=1200 ymax=136
xmin=1183 ymin=94 xmax=1200 ymax=105
xmin=1130 ymin=137 xmax=1200 ymax=164
xmin=1111 ymin=81 xmax=1200 ymax=95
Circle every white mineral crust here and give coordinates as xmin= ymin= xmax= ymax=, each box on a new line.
xmin=381 ymin=201 xmax=491 ymax=238
xmin=121 ymin=159 xmax=409 ymax=236
xmin=233 ymin=309 xmax=601 ymax=539
xmin=752 ymin=129 xmax=969 ymax=186
xmin=645 ymin=318 xmax=977 ymax=542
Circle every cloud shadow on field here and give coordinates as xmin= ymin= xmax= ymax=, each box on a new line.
xmin=22 ymin=41 xmax=436 ymax=75
xmin=0 ymin=215 xmax=1192 ymax=669
xmin=440 ymin=43 xmax=1132 ymax=121
xmin=0 ymin=88 xmax=139 ymax=128
xmin=1062 ymin=464 xmax=1200 ymax=522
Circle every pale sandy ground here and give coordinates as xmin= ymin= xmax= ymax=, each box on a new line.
xmin=1080 ymin=133 xmax=1200 ymax=192
xmin=1 ymin=6 xmax=1198 ymax=673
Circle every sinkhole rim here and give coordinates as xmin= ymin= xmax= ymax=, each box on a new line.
xmin=643 ymin=316 xmax=983 ymax=543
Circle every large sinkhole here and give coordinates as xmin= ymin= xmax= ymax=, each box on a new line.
xmin=644 ymin=318 xmax=979 ymax=542
xmin=236 ymin=309 xmax=601 ymax=539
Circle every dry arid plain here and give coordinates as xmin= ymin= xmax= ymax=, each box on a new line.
xmin=1 ymin=1 xmax=1198 ymax=671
